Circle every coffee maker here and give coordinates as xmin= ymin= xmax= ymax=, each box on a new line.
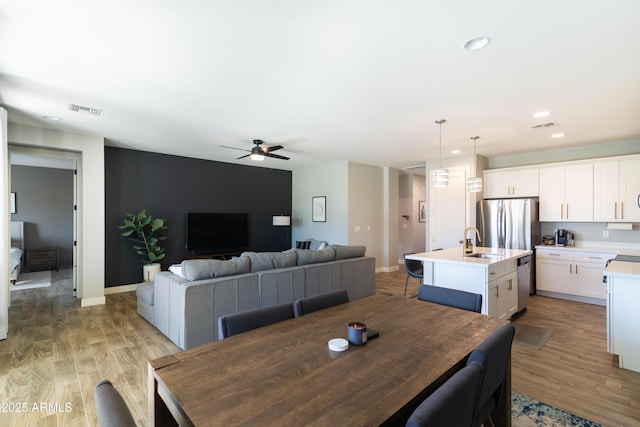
xmin=556 ymin=229 xmax=568 ymax=246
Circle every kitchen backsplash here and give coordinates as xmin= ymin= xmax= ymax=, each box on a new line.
xmin=541 ymin=222 xmax=639 ymax=244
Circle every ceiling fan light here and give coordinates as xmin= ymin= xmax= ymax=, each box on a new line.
xmin=467 ymin=176 xmax=483 ymax=192
xmin=250 ymin=153 xmax=264 ymax=161
xmin=432 ymin=168 xmax=449 ymax=187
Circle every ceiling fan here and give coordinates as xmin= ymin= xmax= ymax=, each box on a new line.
xmin=221 ymin=139 xmax=289 ymax=161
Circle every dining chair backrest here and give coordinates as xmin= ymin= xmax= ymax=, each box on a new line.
xmin=294 ymin=289 xmax=349 ymax=317
xmin=466 ymin=323 xmax=516 ymax=427
xmin=94 ymin=380 xmax=137 ymax=427
xmin=406 ymin=361 xmax=483 ymax=427
xmin=218 ymin=303 xmax=295 ymax=339
xmin=418 ymin=284 xmax=482 ymax=313
xmin=404 ymin=254 xmax=424 ymax=296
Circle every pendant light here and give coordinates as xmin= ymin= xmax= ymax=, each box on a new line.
xmin=467 ymin=136 xmax=483 ymax=192
xmin=432 ymin=119 xmax=448 ymax=187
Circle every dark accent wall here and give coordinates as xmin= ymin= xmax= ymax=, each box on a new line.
xmin=11 ymin=165 xmax=74 ymax=266
xmin=105 ymin=147 xmax=292 ymax=287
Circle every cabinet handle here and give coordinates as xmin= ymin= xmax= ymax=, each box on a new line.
xmin=566 ymin=203 xmax=569 ymax=219
xmin=621 ymin=202 xmax=624 ymax=220
xmin=560 ymin=204 xmax=564 ymax=219
xmin=614 ymin=202 xmax=617 ymax=220
xmin=576 ymin=264 xmax=579 ymax=274
xmin=496 ymin=286 xmax=499 ymax=298
xmin=569 ymin=264 xmax=572 ymax=274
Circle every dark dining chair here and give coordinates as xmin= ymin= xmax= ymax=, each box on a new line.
xmin=404 ymin=254 xmax=424 ymax=297
xmin=466 ymin=323 xmax=516 ymax=427
xmin=417 ymin=284 xmax=482 ymax=313
xmin=94 ymin=380 xmax=136 ymax=427
xmin=406 ymin=361 xmax=483 ymax=427
xmin=218 ymin=303 xmax=295 ymax=339
xmin=294 ymin=289 xmax=349 ymax=317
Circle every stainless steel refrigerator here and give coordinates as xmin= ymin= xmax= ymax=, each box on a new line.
xmin=476 ymin=198 xmax=541 ymax=312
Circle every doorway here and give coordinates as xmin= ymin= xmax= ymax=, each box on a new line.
xmin=9 ymin=147 xmax=78 ymax=297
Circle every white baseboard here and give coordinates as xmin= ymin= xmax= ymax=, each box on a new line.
xmin=104 ymin=283 xmax=140 ymax=295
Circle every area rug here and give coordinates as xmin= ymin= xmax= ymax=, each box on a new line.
xmin=12 ymin=271 xmax=52 ymax=290
xmin=513 ymin=323 xmax=553 ymax=350
xmin=512 ymin=392 xmax=602 ymax=426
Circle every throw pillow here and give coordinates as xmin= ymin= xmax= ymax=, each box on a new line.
xmin=296 ymin=240 xmax=311 ymax=249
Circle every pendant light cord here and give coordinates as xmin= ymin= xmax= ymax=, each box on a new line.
xmin=435 ymin=119 xmax=446 ymax=168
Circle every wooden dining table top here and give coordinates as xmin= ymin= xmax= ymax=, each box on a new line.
xmin=150 ymin=294 xmax=507 ymax=426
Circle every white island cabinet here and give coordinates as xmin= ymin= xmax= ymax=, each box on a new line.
xmin=604 ymin=260 xmax=640 ymax=373
xmin=406 ymin=247 xmax=531 ymax=319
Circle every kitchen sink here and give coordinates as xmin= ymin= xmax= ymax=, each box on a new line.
xmin=463 ymin=253 xmax=503 ymax=259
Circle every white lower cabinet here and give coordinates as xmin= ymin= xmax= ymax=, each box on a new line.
xmin=488 ymin=271 xmax=518 ymax=320
xmin=536 ymin=249 xmax=613 ymax=301
xmin=607 ymin=274 xmax=640 ymax=372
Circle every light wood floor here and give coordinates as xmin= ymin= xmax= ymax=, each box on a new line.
xmin=3 ymin=268 xmax=639 ymax=426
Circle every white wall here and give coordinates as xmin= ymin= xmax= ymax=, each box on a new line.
xmin=292 ymin=161 xmax=393 ymax=270
xmin=8 ymin=123 xmax=105 ymax=307
xmin=347 ymin=162 xmax=384 ymax=266
xmin=292 ymin=161 xmax=349 ymax=246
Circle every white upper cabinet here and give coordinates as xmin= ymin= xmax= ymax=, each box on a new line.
xmin=484 ymin=167 xmax=539 ymax=199
xmin=594 ymin=158 xmax=640 ymax=222
xmin=539 ymin=163 xmax=593 ymax=222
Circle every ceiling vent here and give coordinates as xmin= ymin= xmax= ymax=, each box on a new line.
xmin=531 ymin=121 xmax=559 ymax=129
xmin=68 ymin=103 xmax=102 ymax=116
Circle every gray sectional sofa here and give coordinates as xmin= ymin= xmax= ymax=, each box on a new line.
xmin=136 ymin=244 xmax=376 ymax=349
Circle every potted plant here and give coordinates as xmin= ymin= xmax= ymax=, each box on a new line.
xmin=119 ymin=209 xmax=167 ymax=282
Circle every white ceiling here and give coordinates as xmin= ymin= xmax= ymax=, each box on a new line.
xmin=1 ymin=1 xmax=639 ymax=172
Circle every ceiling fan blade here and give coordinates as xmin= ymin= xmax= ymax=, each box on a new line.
xmin=265 ymin=152 xmax=289 ymax=160
xmin=264 ymin=145 xmax=283 ymax=153
xmin=236 ymin=153 xmax=251 ymax=159
xmin=220 ymin=145 xmax=250 ymax=152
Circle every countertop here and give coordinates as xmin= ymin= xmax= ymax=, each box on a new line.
xmin=604 ymin=260 xmax=640 ymax=279
xmin=406 ymin=246 xmax=532 ymax=268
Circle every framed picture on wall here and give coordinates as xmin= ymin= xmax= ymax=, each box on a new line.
xmin=10 ymin=192 xmax=16 ymax=214
xmin=418 ymin=200 xmax=426 ymax=223
xmin=312 ymin=196 xmax=326 ymax=222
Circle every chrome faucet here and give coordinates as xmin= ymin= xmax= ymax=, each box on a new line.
xmin=463 ymin=227 xmax=481 ymax=254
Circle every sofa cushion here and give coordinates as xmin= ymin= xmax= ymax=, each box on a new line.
xmin=242 ymin=250 xmax=298 ymax=272
xmin=295 ymin=247 xmax=336 ymax=266
xmin=332 ymin=245 xmax=367 ymax=260
xmin=136 ymin=282 xmax=154 ymax=306
xmin=182 ymin=257 xmax=251 ymax=281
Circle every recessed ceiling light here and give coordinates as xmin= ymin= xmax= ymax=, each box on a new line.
xmin=42 ymin=115 xmax=62 ymax=121
xmin=533 ymin=111 xmax=550 ymax=118
xmin=450 ymin=149 xmax=461 ymax=154
xmin=551 ymin=133 xmax=565 ymax=138
xmin=463 ymin=36 xmax=491 ymax=51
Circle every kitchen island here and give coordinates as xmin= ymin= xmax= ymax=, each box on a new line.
xmin=604 ymin=258 xmax=640 ymax=373
xmin=406 ymin=247 xmax=531 ymax=319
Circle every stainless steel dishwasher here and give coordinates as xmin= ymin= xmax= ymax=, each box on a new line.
xmin=517 ymin=255 xmax=532 ymax=312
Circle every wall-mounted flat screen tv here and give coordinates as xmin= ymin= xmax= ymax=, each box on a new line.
xmin=185 ymin=213 xmax=249 ymax=254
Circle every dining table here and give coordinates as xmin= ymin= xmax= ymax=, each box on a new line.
xmin=148 ymin=294 xmax=510 ymax=426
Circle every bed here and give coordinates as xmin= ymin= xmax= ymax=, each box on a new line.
xmin=10 ymin=221 xmax=24 ymax=284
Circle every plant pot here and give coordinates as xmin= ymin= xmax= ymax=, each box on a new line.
xmin=143 ymin=263 xmax=161 ymax=282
